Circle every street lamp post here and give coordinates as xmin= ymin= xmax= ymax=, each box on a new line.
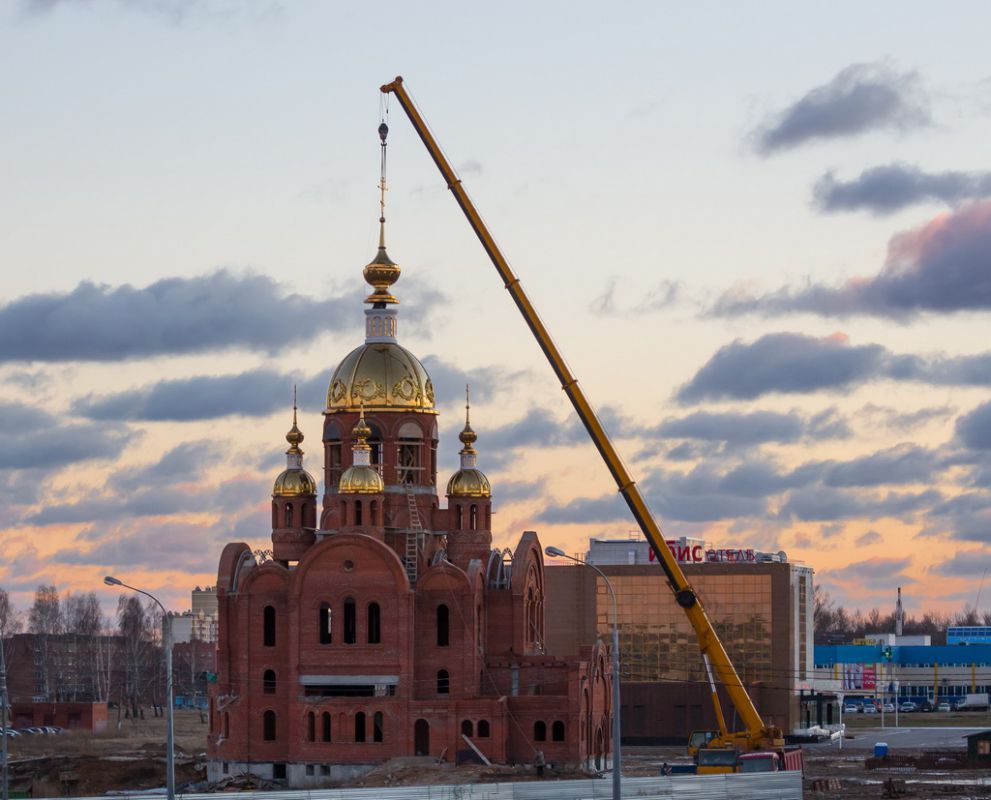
xmin=545 ymin=546 xmax=621 ymax=800
xmin=1 ymin=632 xmax=9 ymax=800
xmin=105 ymin=577 xmax=174 ymax=800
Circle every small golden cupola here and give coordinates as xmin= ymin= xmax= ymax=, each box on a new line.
xmin=273 ymin=396 xmax=318 ymax=497
xmin=446 ymin=386 xmax=492 ymax=498
xmin=339 ymin=408 xmax=386 ymax=494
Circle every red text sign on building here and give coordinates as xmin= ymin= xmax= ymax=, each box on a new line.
xmin=647 ymin=544 xmax=757 ymax=564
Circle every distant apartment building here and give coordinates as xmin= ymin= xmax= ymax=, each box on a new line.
xmin=545 ymin=537 xmax=814 ymax=742
xmin=171 ymin=586 xmax=219 ymax=644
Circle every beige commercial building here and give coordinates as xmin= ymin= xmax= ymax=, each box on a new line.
xmin=545 ymin=537 xmax=814 ymax=743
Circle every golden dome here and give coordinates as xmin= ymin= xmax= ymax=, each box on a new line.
xmin=273 ymin=468 xmax=317 ymax=497
xmin=273 ymin=393 xmax=316 ymax=497
xmin=339 ymin=464 xmax=385 ymax=494
xmin=327 ymin=342 xmax=435 ymax=413
xmin=446 ymin=467 xmax=491 ymax=498
xmin=338 ymin=407 xmax=385 ymax=494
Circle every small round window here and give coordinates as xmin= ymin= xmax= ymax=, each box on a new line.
xmin=343 ymin=560 xmax=355 ymax=572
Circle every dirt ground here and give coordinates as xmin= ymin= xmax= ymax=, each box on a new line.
xmin=7 ymin=711 xmax=991 ymax=797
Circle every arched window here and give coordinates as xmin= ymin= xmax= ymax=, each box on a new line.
xmin=436 ymin=604 xmax=450 ymax=647
xmin=367 ymin=602 xmax=381 ymax=644
xmin=396 ymin=422 xmax=423 ymax=485
xmin=470 ymin=504 xmax=478 ymax=530
xmin=373 ymin=711 xmax=384 ymax=742
xmin=477 ymin=720 xmax=490 ymax=738
xmin=284 ymin=503 xmax=293 ymax=528
xmin=263 ymin=669 xmax=276 ymax=694
xmin=455 ymin=505 xmax=463 ymax=530
xmin=319 ymin=603 xmax=332 ymax=644
xmin=354 ymin=500 xmax=363 ymax=526
xmin=534 ymin=720 xmax=547 ymax=742
xmin=552 ymin=720 xmax=565 ymax=741
xmin=370 ymin=500 xmax=378 ymax=526
xmin=263 ymin=710 xmax=276 ymax=741
xmin=366 ymin=420 xmax=383 ymax=469
xmin=437 ymin=669 xmax=450 ymax=694
xmin=344 ymin=597 xmax=356 ymax=644
xmin=461 ymin=720 xmax=473 ymax=737
xmin=263 ymin=605 xmax=276 ymax=647
xmin=322 ymin=712 xmax=331 ymax=742
xmin=306 ymin=712 xmax=315 ymax=742
xmin=354 ymin=711 xmax=366 ymax=742
xmin=326 ymin=421 xmax=343 ymax=487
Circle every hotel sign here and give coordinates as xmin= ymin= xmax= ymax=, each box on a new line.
xmin=647 ymin=542 xmax=757 ymax=564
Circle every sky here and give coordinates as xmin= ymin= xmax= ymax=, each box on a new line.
xmin=1 ymin=0 xmax=991 ymax=622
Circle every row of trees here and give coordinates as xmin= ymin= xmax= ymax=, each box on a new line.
xmin=813 ymin=586 xmax=991 ymax=644
xmin=1 ymin=584 xmax=166 ymax=714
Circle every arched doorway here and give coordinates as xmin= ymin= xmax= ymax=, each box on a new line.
xmin=594 ymin=725 xmax=604 ymax=771
xmin=414 ymin=718 xmax=430 ymax=756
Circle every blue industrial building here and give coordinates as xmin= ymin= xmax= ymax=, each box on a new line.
xmin=815 ymin=643 xmax=991 ymax=705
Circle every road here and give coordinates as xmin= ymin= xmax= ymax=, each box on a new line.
xmin=808 ymin=726 xmax=984 ymax=751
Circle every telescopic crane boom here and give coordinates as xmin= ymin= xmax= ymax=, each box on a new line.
xmin=381 ymin=76 xmax=783 ymax=753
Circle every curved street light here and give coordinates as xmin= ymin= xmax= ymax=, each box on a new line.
xmin=545 ymin=546 xmax=621 ymax=800
xmin=105 ymin=577 xmax=174 ymax=800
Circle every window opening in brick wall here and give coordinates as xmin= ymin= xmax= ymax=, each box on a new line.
xmin=263 ymin=605 xmax=276 ymax=647
xmin=344 ymin=597 xmax=356 ymax=644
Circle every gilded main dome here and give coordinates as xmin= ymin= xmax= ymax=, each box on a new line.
xmin=327 ymin=342 xmax=435 ymax=413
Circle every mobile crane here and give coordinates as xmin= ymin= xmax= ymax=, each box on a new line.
xmin=381 ymin=76 xmax=785 ymax=756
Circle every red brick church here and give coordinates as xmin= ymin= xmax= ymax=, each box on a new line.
xmin=206 ymin=217 xmax=612 ymax=785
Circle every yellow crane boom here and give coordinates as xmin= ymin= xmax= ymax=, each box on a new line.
xmin=381 ymin=76 xmax=782 ymax=753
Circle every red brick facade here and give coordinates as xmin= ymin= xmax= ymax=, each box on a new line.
xmin=207 ymin=243 xmax=611 ymax=785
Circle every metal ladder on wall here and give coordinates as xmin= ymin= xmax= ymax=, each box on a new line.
xmin=404 ymin=487 xmax=422 ymax=585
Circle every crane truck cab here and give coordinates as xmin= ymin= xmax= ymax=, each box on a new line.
xmin=687 ymin=730 xmax=718 ymax=757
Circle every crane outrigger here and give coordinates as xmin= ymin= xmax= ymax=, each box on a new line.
xmin=381 ymin=76 xmax=784 ymax=755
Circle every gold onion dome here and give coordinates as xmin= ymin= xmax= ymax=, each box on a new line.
xmin=328 ymin=342 xmax=435 ymax=413
xmin=273 ymin=401 xmax=317 ymax=497
xmin=447 ymin=386 xmax=491 ymax=498
xmin=339 ymin=409 xmax=385 ymax=494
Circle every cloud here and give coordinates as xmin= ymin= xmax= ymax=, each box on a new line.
xmin=652 ymin=408 xmax=849 ymax=447
xmin=821 ymin=444 xmax=937 ymax=488
xmin=0 ymin=401 xmax=131 ymax=470
xmin=589 ymin=278 xmax=680 ymax=315
xmin=828 ymin=556 xmax=913 ymax=582
xmin=676 ymin=333 xmax=885 ymax=402
xmin=778 ymin=486 xmax=940 ymax=521
xmin=28 ymin=476 xmax=268 ymax=527
xmin=933 ymin=549 xmax=991 ymax=578
xmin=677 ymin=332 xmax=991 ymax=402
xmin=21 ymin=0 xmax=284 ymax=25
xmin=855 ymin=530 xmax=882 ymax=546
xmin=753 ymin=62 xmax=930 ymax=154
xmin=73 ymin=368 xmax=332 ymax=422
xmin=814 ymin=164 xmax=991 ymax=215
xmin=713 ymin=202 xmax=991 ymax=319
xmin=926 ymin=492 xmax=991 ymax=542
xmin=72 ymin=353 xmax=524 ymax=424
xmin=957 ymin=401 xmax=991 ymax=450
xmin=0 ymin=270 xmax=395 ymax=363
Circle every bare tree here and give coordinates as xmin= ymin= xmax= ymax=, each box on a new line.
xmin=27 ymin=585 xmax=62 ymax=635
xmin=0 ymin=587 xmax=22 ymax=639
xmin=118 ymin=595 xmax=153 ymax=718
xmin=63 ymin=591 xmax=108 ymax=701
xmin=27 ymin=584 xmax=64 ymax=699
